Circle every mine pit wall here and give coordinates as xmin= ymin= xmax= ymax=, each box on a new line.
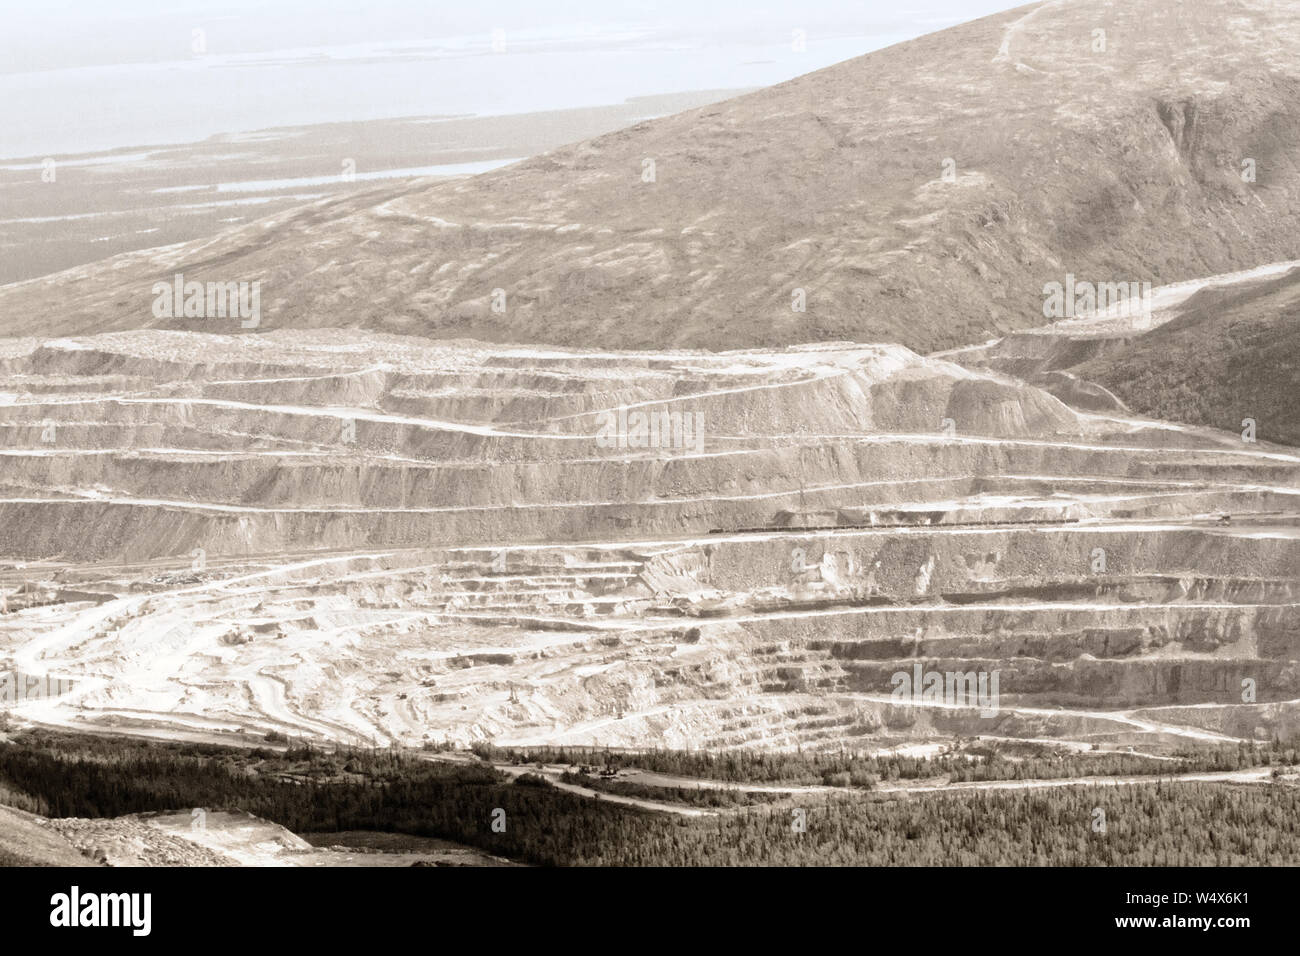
xmin=1 ymin=406 xmax=1295 ymax=497
xmin=1129 ymin=701 xmax=1300 ymax=742
xmin=15 ymin=344 xmax=355 ymax=386
xmin=3 ymin=338 xmax=1298 ymax=749
xmin=448 ymin=526 xmax=1300 ymax=721
xmin=698 ymin=603 xmax=1298 ymax=703
xmin=6 ymin=530 xmax=1291 ymax=744
xmin=692 ymin=528 xmax=1300 ymax=599
xmin=0 ymin=428 xmax=1296 ymax=564
xmin=491 ymin=691 xmax=1154 ymax=752
xmin=1 ymin=486 xmax=1298 ymax=566
xmin=3 ymin=438 xmax=1299 ymax=511
xmin=813 ymin=604 xmax=1300 ymax=660
xmin=0 ymin=343 xmax=1095 ymax=439
xmin=837 ymin=658 xmax=1297 ymax=708
xmin=0 ymin=459 xmax=1295 ymax=569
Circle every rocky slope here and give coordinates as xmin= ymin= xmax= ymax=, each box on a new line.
xmin=1 ymin=329 xmax=1296 ymax=754
xmin=0 ymin=804 xmax=102 ymax=866
xmin=0 ymin=808 xmax=493 ymax=866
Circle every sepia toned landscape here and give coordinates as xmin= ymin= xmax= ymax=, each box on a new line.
xmin=1 ymin=0 xmax=1298 ymax=872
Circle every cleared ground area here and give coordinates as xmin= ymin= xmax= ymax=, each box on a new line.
xmin=0 ymin=328 xmax=1295 ymax=754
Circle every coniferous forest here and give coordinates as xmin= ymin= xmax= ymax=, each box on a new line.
xmin=4 ymin=730 xmax=1300 ymax=865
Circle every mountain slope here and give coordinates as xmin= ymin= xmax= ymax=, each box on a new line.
xmin=942 ymin=261 xmax=1300 ymax=445
xmin=0 ymin=805 xmax=100 ymax=866
xmin=4 ymin=0 xmax=1300 ymax=351
xmin=1075 ymin=269 xmax=1300 ymax=444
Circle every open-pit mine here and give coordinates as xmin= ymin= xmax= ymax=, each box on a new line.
xmin=1 ymin=303 xmax=1296 ymax=755
xmin=3 ymin=0 xmax=1300 ymax=877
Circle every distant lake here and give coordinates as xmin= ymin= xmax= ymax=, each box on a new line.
xmin=0 ymin=29 xmax=907 ymax=160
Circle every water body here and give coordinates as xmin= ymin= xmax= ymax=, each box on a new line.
xmin=0 ymin=1 xmax=1021 ymax=160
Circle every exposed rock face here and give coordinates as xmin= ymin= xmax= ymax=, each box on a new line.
xmin=3 ymin=0 xmax=1299 ymax=760
xmin=4 ymin=0 xmax=1300 ymax=352
xmin=1 ymin=330 xmax=1296 ymax=754
xmin=0 ymin=332 xmax=1087 ymax=562
xmin=47 ymin=815 xmax=240 ymax=867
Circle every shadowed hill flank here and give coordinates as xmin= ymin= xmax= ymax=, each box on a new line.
xmin=1073 ymin=270 xmax=1300 ymax=445
xmin=4 ymin=0 xmax=1300 ymax=351
xmin=945 ymin=262 xmax=1300 ymax=445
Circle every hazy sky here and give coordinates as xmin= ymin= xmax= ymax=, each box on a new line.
xmin=0 ymin=1 xmax=1024 ymax=157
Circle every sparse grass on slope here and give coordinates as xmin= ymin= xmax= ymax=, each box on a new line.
xmin=0 ymin=806 xmax=100 ymax=866
xmin=1077 ymin=271 xmax=1300 ymax=446
xmin=5 ymin=0 xmax=1300 ymax=352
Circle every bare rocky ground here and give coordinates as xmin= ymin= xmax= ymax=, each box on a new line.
xmin=0 ymin=805 xmax=105 ymax=866
xmin=0 ymin=278 xmax=1295 ymax=755
xmin=941 ymin=259 xmax=1300 ymax=441
xmin=21 ymin=809 xmax=509 ymax=867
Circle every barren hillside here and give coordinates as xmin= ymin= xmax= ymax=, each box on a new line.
xmin=4 ymin=0 xmax=1300 ymax=351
